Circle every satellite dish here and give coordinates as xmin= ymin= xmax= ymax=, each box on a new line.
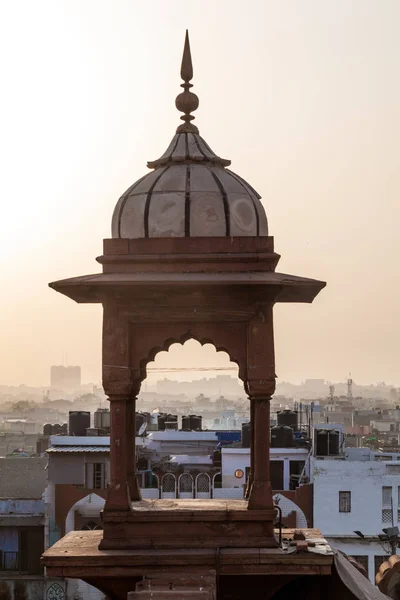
xmin=138 ymin=422 xmax=147 ymax=436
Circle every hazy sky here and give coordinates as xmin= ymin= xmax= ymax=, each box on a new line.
xmin=1 ymin=0 xmax=399 ymax=387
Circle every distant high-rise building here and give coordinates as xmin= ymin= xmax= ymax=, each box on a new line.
xmin=50 ymin=365 xmax=81 ymax=390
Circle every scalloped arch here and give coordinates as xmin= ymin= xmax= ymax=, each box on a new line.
xmin=139 ymin=332 xmax=243 ymax=382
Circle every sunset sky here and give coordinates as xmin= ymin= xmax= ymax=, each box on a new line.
xmin=1 ymin=0 xmax=399 ymax=387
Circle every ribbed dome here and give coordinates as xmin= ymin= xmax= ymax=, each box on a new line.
xmin=111 ymin=132 xmax=268 ymax=239
xmin=111 ymin=32 xmax=268 ymax=240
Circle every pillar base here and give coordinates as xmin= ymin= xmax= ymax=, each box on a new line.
xmin=247 ymin=480 xmax=274 ymax=511
xmin=99 ymin=499 xmax=277 ymax=550
xmin=103 ymin=481 xmax=133 ymax=513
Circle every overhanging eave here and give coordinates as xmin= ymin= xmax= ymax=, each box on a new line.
xmin=49 ymin=271 xmax=326 ymax=304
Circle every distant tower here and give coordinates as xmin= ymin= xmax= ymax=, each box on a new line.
xmin=50 ymin=365 xmax=81 ymax=391
xmin=329 ymin=385 xmax=335 ymax=401
xmin=347 ymin=375 xmax=353 ymax=400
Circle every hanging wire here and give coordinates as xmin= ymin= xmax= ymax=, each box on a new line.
xmin=146 ymin=366 xmax=238 ymax=373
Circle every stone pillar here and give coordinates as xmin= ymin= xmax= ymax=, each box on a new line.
xmin=127 ymin=395 xmax=141 ymax=501
xmin=102 ymin=305 xmax=141 ymax=510
xmin=244 ymin=395 xmax=255 ymax=499
xmin=248 ymin=395 xmax=274 ymax=510
xmin=246 ymin=306 xmax=275 ymax=511
xmin=105 ymin=395 xmax=135 ymax=511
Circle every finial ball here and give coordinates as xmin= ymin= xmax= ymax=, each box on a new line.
xmin=175 ymin=90 xmax=199 ymax=115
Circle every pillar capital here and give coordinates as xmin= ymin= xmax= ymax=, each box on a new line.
xmin=245 ymin=378 xmax=276 ymax=399
xmin=103 ymin=369 xmax=141 ymax=397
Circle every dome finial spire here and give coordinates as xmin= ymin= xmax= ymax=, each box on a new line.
xmin=175 ymin=30 xmax=199 ymax=134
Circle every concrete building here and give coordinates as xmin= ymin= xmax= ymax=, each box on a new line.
xmin=314 ymin=448 xmax=400 ymax=584
xmin=0 ymin=457 xmax=53 ymax=599
xmin=371 ymin=419 xmax=399 ymax=433
xmin=50 ymin=366 xmax=81 ymax=391
xmin=1 ymin=418 xmax=37 ymax=434
xmin=0 ymin=431 xmax=38 ymax=457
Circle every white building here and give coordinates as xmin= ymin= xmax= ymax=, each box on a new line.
xmin=370 ymin=419 xmax=398 ymax=433
xmin=221 ymin=446 xmax=311 ymax=491
xmin=313 ymin=448 xmax=400 ymax=584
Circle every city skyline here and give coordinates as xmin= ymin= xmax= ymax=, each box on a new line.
xmin=1 ymin=0 xmax=399 ymax=386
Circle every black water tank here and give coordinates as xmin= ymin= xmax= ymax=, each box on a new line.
xmin=316 ymin=430 xmax=329 ymax=455
xmin=158 ymin=413 xmax=167 ymax=431
xmin=43 ymin=423 xmax=52 ymax=436
xmin=166 ymin=414 xmax=178 ymax=425
xmin=182 ymin=415 xmax=191 ymax=431
xmin=141 ymin=412 xmax=151 ymax=425
xmin=190 ymin=415 xmax=202 ymax=431
xmin=277 ymin=409 xmax=298 ymax=430
xmin=52 ymin=424 xmax=62 ymax=435
xmin=271 ymin=425 xmax=293 ymax=448
xmin=242 ymin=422 xmax=251 ymax=448
xmin=136 ymin=413 xmax=146 ymax=435
xmin=61 ymin=423 xmax=68 ymax=434
xmin=69 ymin=411 xmax=90 ymax=436
xmin=328 ymin=430 xmax=340 ymax=455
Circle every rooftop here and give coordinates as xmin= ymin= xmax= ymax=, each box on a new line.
xmin=0 ymin=457 xmax=47 ymax=499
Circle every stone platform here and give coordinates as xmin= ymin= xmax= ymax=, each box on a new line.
xmin=43 ymin=528 xmax=333 ymax=577
xmin=42 ymin=527 xmax=333 ymax=600
xmin=100 ymin=499 xmax=277 ymax=550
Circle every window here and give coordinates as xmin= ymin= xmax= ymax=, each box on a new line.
xmin=397 ymin=486 xmax=400 ymax=521
xmin=93 ymin=464 xmax=103 ymax=489
xmin=339 ymin=491 xmax=351 ymax=513
xmin=82 ymin=521 xmax=102 ymax=531
xmin=387 ymin=465 xmax=400 ymax=474
xmin=382 ymin=486 xmax=393 ymax=524
xmin=270 ymin=461 xmax=284 ymax=490
xmin=289 ymin=460 xmax=306 ymax=490
xmin=375 ymin=555 xmax=390 ymax=577
xmin=85 ymin=463 xmax=105 ymax=489
xmin=351 ymin=555 xmax=369 ymax=578
xmin=382 ymin=486 xmax=392 ymax=505
xmin=290 ymin=461 xmax=305 ymax=476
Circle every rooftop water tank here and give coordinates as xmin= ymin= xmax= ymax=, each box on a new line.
xmin=43 ymin=424 xmax=52 ymax=436
xmin=94 ymin=408 xmax=110 ymax=431
xmin=277 ymin=409 xmax=298 ymax=430
xmin=136 ymin=413 xmax=147 ymax=435
xmin=190 ymin=415 xmax=202 ymax=431
xmin=182 ymin=416 xmax=191 ymax=431
xmin=271 ymin=425 xmax=293 ymax=448
xmin=69 ymin=411 xmax=90 ymax=436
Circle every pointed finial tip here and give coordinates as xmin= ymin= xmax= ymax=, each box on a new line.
xmin=175 ymin=30 xmax=199 ymax=133
xmin=181 ymin=29 xmax=193 ymax=82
